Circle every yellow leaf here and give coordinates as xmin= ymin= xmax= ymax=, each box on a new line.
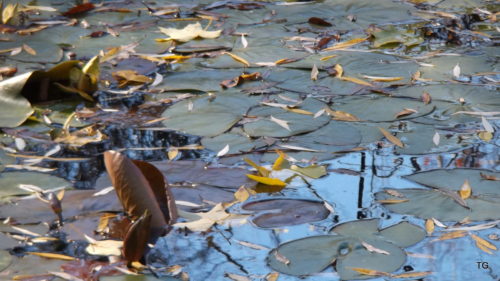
xmin=26 ymin=252 xmax=75 ymax=261
xmin=324 ymin=107 xmax=360 ymax=121
xmin=2 ymin=3 xmax=18 ymax=24
xmin=340 ymin=76 xmax=373 ymax=87
xmin=158 ymin=22 xmax=222 ymax=42
xmin=112 ymin=70 xmax=153 ymax=88
xmin=168 ymin=148 xmax=179 ymax=160
xmin=290 ymin=164 xmax=327 ymax=179
xmin=286 ymin=108 xmax=313 ymax=115
xmin=378 ymin=127 xmax=404 ymax=148
xmin=246 ymin=174 xmax=287 ymax=187
xmin=272 ymin=150 xmax=287 ymax=171
xmin=425 ymin=219 xmax=434 ymax=235
xmin=478 ymin=131 xmax=493 ymax=141
xmin=320 ymin=54 xmax=337 ymax=61
xmin=433 ymin=231 xmax=467 ymax=241
xmin=476 ymin=243 xmax=493 ymax=254
xmin=223 ymin=51 xmax=250 ymax=67
xmin=391 ymin=271 xmax=433 ymax=278
xmin=265 ymin=272 xmax=279 ymax=281
xmin=349 ymin=267 xmax=390 ymax=277
xmin=322 ymin=37 xmax=367 ymax=51
xmin=53 ymin=82 xmax=95 ymax=102
xmin=234 ymin=186 xmax=251 ymax=202
xmin=471 ymin=234 xmax=497 ymax=251
xmin=459 ymin=179 xmax=472 ymax=200
xmin=362 ymin=75 xmax=403 ymax=82
xmin=244 ymin=158 xmax=270 ymax=177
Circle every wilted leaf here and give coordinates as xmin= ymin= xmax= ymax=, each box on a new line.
xmin=175 ymin=203 xmax=241 ymax=232
xmin=349 ymin=267 xmax=390 ymax=277
xmin=452 ymin=63 xmax=461 ymax=79
xmin=340 ymin=76 xmax=373 ymax=87
xmin=361 ymin=241 xmax=390 ymax=255
xmin=459 ymin=180 xmax=472 ymax=200
xmin=394 ymin=108 xmax=417 ymax=118
xmin=26 ymin=252 xmax=75 ymax=261
xmin=244 ymin=158 xmax=270 ymax=177
xmin=308 ymin=17 xmax=332 ymax=26
xmin=2 ymin=3 xmax=18 ymax=24
xmin=225 ymin=273 xmax=251 ymax=281
xmin=324 ymin=107 xmax=360 ymax=121
xmin=123 ymin=211 xmax=152 ymax=263
xmin=480 ymin=173 xmax=499 ymax=181
xmin=322 ymin=37 xmax=367 ymax=51
xmin=422 ymin=91 xmax=432 ymax=104
xmin=62 ymin=3 xmax=95 ymax=16
xmin=22 ymin=44 xmax=36 ymax=56
xmin=85 ymin=238 xmax=123 ymax=256
xmin=471 ymin=234 xmax=497 ymax=254
xmin=265 ymin=272 xmax=279 ymax=281
xmin=241 ymin=34 xmax=248 ymax=48
xmin=112 ymin=70 xmax=153 ymax=88
xmin=246 ymin=174 xmax=287 ymax=187
xmin=223 ymin=51 xmax=250 ymax=67
xmin=310 ymin=64 xmax=319 ymax=81
xmin=391 ymin=271 xmax=433 ymax=278
xmin=433 ymin=231 xmax=467 ymax=242
xmin=216 ymin=144 xmax=230 ymax=157
xmin=270 ymin=115 xmax=291 ymax=131
xmin=425 ymin=219 xmax=434 ymax=235
xmin=362 ymin=75 xmax=403 ymax=82
xmin=103 ymin=151 xmax=177 ymax=238
xmin=158 ymin=22 xmax=221 ymax=42
xmin=290 ymin=164 xmax=327 ymax=179
xmin=432 ymin=131 xmax=440 ymax=146
xmin=378 ymin=127 xmax=404 ymax=148
xmin=234 ymin=186 xmax=251 ymax=203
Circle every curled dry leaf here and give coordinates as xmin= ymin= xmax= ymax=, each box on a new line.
xmin=422 ymin=91 xmax=432 ymax=104
xmin=158 ymin=22 xmax=222 ymax=42
xmin=378 ymin=127 xmax=404 ymax=148
xmin=394 ymin=108 xmax=417 ymax=119
xmin=103 ymin=150 xmax=177 ymax=237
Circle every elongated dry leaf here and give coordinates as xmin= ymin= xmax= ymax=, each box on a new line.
xmin=432 ymin=231 xmax=467 ymax=242
xmin=324 ymin=107 xmax=360 ymax=121
xmin=452 ymin=63 xmax=461 ymax=79
xmin=362 ymin=75 xmax=403 ymax=82
xmin=246 ymin=174 xmax=287 ymax=187
xmin=459 ymin=179 xmax=472 ymax=200
xmin=471 ymin=234 xmax=497 ymax=251
xmin=123 ymin=210 xmax=152 ymax=263
xmin=481 ymin=116 xmax=494 ymax=133
xmin=241 ymin=34 xmax=248 ymax=48
xmin=392 ymin=271 xmax=433 ymax=278
xmin=270 ymin=115 xmax=291 ymax=131
xmin=425 ymin=219 xmax=434 ymax=235
xmin=432 ymin=218 xmax=447 ymax=228
xmin=378 ymin=127 xmax=404 ymax=148
xmin=349 ymin=267 xmax=390 ymax=277
xmin=432 ymin=131 xmax=440 ymax=146
xmin=274 ymin=251 xmax=290 ymax=265
xmin=394 ymin=108 xmax=417 ymax=119
xmin=26 ymin=252 xmax=75 ymax=261
xmin=311 ymin=64 xmax=319 ymax=81
xmin=340 ymin=76 xmax=373 ymax=87
xmin=385 ymin=189 xmax=405 ymax=198
xmin=216 ymin=144 xmax=230 ymax=157
xmin=322 ymin=37 xmax=367 ymax=51
xmin=22 ymin=44 xmax=37 ymax=56
xmin=480 ymin=173 xmax=499 ymax=181
xmin=377 ymin=199 xmax=409 ymax=204
xmin=104 ymin=151 xmax=177 ymax=237
xmin=223 ymin=52 xmax=250 ymax=67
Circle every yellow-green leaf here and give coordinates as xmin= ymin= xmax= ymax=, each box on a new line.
xmin=246 ymin=174 xmax=287 ymax=187
xmin=244 ymin=158 xmax=270 ymax=177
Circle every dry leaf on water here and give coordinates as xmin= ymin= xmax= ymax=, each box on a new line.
xmin=458 ymin=179 xmax=472 ymax=200
xmin=378 ymin=127 xmax=404 ymax=148
xmin=425 ymin=219 xmax=434 ymax=235
xmin=311 ymin=64 xmax=319 ymax=81
xmin=157 ymin=22 xmax=222 ymax=42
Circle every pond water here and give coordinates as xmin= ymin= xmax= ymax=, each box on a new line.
xmin=0 ymin=0 xmax=499 ymax=280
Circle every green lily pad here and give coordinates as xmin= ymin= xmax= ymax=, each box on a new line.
xmin=243 ymin=97 xmax=330 ymax=137
xmin=0 ymin=250 xmax=12 ymax=272
xmin=0 ymin=150 xmax=15 ymax=173
xmin=162 ymin=93 xmax=259 ymax=137
xmin=100 ymin=275 xmax=179 ymax=281
xmin=405 ymin=168 xmax=500 ymax=194
xmin=0 ymin=172 xmax=71 ymax=199
xmin=395 ymin=123 xmax=463 ymax=155
xmin=241 ymin=199 xmax=330 ymax=228
xmin=0 ymin=73 xmax=35 ymax=128
xmin=268 ymin=219 xmax=425 ymax=279
xmin=201 ymin=129 xmax=267 ymax=155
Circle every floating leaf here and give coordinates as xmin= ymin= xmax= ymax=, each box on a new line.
xmin=422 ymin=91 xmax=432 ymax=104
xmin=425 ymin=219 xmax=434 ymax=235
xmin=242 ymin=199 xmax=330 ymax=228
xmin=481 ymin=116 xmax=494 ymax=133
xmin=290 ymin=164 xmax=327 ymax=179
xmin=223 ymin=52 xmax=250 ymax=67
xmin=246 ymin=174 xmax=286 ymax=187
xmin=340 ymin=76 xmax=373 ymax=87
xmin=392 ymin=271 xmax=433 ymax=278
xmin=123 ymin=211 xmax=152 ymax=263
xmin=433 ymin=131 xmax=440 ymax=146
xmin=308 ymin=17 xmax=333 ymax=27
xmin=471 ymin=234 xmax=497 ymax=252
xmin=62 ymin=3 xmax=95 ymax=16
xmin=270 ymin=115 xmax=291 ymax=131
xmin=322 ymin=37 xmax=367 ymax=51
xmin=452 ymin=63 xmax=461 ymax=79
xmin=394 ymin=108 xmax=417 ymax=119
xmin=112 ymin=70 xmax=153 ymax=88
xmin=310 ymin=64 xmax=319 ymax=81
xmin=378 ymin=127 xmax=404 ymax=148
xmin=26 ymin=252 xmax=75 ymax=261
xmin=459 ymin=180 xmax=472 ymax=200
xmin=216 ymin=144 xmax=230 ymax=157
xmin=362 ymin=75 xmax=403 ymax=82
xmin=241 ymin=34 xmax=248 ymax=48
xmin=349 ymin=267 xmax=390 ymax=277
xmin=175 ymin=203 xmax=240 ymax=232
xmin=158 ymin=22 xmax=222 ymax=42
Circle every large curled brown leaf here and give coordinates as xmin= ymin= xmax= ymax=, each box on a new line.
xmin=123 ymin=210 xmax=152 ymax=263
xmin=103 ymin=151 xmax=177 ymax=237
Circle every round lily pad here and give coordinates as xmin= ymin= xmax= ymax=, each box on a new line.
xmin=242 ymin=199 xmax=330 ymax=228
xmin=395 ymin=123 xmax=463 ymax=155
xmin=0 ymin=172 xmax=71 ymax=199
xmin=162 ymin=93 xmax=259 ymax=137
xmin=243 ymin=97 xmax=330 ymax=137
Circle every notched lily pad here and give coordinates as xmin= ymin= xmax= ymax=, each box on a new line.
xmin=268 ymin=219 xmax=425 ymax=280
xmin=376 ymin=169 xmax=500 ymax=221
xmin=241 ymin=199 xmax=330 ymax=228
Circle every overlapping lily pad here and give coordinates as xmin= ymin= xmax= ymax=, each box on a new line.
xmin=376 ymin=169 xmax=500 ymax=221
xmin=267 ymin=219 xmax=425 ymax=280
xmin=0 ymin=171 xmax=71 ymax=199
xmin=162 ymin=93 xmax=258 ymax=137
xmin=241 ymin=199 xmax=330 ymax=228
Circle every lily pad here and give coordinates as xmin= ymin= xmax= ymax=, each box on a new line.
xmin=243 ymin=97 xmax=330 ymax=137
xmin=395 ymin=123 xmax=463 ymax=155
xmin=405 ymin=168 xmax=500 ymax=194
xmin=100 ymin=275 xmax=179 ymax=281
xmin=201 ymin=130 xmax=267 ymax=155
xmin=241 ymin=199 xmax=330 ymax=228
xmin=0 ymin=250 xmax=11 ymax=272
xmin=371 ymin=26 xmax=423 ymax=48
xmin=0 ymin=150 xmax=15 ymax=173
xmin=162 ymin=93 xmax=258 ymax=137
xmin=268 ymin=219 xmax=425 ymax=279
xmin=0 ymin=172 xmax=70 ymax=199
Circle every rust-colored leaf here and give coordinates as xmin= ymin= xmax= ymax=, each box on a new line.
xmin=480 ymin=173 xmax=499 ymax=181
xmin=378 ymin=127 xmax=404 ymax=148
xmin=62 ymin=3 xmax=95 ymax=17
xmin=123 ymin=210 xmax=152 ymax=263
xmin=422 ymin=91 xmax=432 ymax=104
xmin=0 ymin=66 xmax=16 ymax=77
xmin=308 ymin=17 xmax=333 ymax=26
xmin=377 ymin=199 xmax=409 ymax=204
xmin=103 ymin=151 xmax=177 ymax=239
